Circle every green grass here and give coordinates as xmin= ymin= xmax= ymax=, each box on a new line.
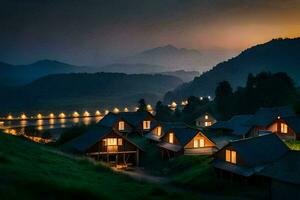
xmin=285 ymin=139 xmax=300 ymax=150
xmin=0 ymin=133 xmax=200 ymax=200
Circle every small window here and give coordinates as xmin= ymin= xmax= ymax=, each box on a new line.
xmin=280 ymin=123 xmax=288 ymax=133
xmin=156 ymin=126 xmax=162 ymax=136
xmin=193 ymin=139 xmax=199 ymax=148
xmin=169 ymin=133 xmax=174 ymax=144
xmin=225 ymin=150 xmax=231 ymax=162
xmin=107 ymin=138 xmax=117 ymax=146
xmin=231 ymin=151 xmax=236 ymax=164
xmin=118 ymin=138 xmax=123 ymax=145
xmin=143 ymin=120 xmax=151 ymax=130
xmin=118 ymin=121 xmax=125 ymax=131
xmin=205 ymin=115 xmax=208 ymax=119
xmin=205 ymin=121 xmax=212 ymax=127
xmin=193 ymin=138 xmax=205 ymax=148
xmin=200 ymin=139 xmax=205 ymax=147
xmin=225 ymin=149 xmax=237 ymax=164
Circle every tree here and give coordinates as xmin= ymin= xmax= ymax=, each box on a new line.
xmin=214 ymin=81 xmax=233 ymax=119
xmin=155 ymin=101 xmax=173 ymax=121
xmin=137 ymin=98 xmax=147 ymax=112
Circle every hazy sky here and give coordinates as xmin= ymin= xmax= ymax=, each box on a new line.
xmin=1 ymin=0 xmax=300 ymax=66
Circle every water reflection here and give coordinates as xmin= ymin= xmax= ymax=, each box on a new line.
xmin=1 ymin=116 xmax=102 ymax=136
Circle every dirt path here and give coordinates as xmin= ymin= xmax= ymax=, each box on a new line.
xmin=112 ymin=167 xmax=169 ymax=184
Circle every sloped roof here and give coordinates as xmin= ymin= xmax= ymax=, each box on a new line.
xmin=246 ymin=106 xmax=294 ymax=127
xmin=258 ymin=150 xmax=300 ymax=185
xmin=228 ymin=134 xmax=289 ymax=167
xmin=282 ymin=116 xmax=300 ymax=135
xmin=118 ymin=111 xmax=153 ymax=127
xmin=97 ymin=112 xmax=120 ymax=127
xmin=65 ymin=126 xmax=143 ymax=153
xmin=158 ymin=142 xmax=182 ymax=152
xmin=170 ymin=127 xmax=204 ymax=146
xmin=98 ymin=111 xmax=154 ymax=128
xmin=211 ymin=115 xmax=253 ymax=136
xmin=66 ymin=126 xmax=112 ymax=152
xmin=213 ymin=159 xmax=265 ymax=177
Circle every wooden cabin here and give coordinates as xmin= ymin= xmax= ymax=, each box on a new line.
xmin=67 ymin=126 xmax=143 ymax=167
xmin=195 ymin=112 xmax=217 ymax=128
xmin=98 ymin=111 xmax=156 ymax=135
xmin=145 ymin=122 xmax=186 ymax=143
xmin=98 ymin=112 xmax=134 ymax=133
xmin=257 ymin=150 xmax=300 ymax=200
xmin=210 ymin=115 xmax=253 ymax=139
xmin=245 ymin=106 xmax=295 ymax=138
xmin=158 ymin=127 xmax=217 ymax=159
xmin=257 ymin=116 xmax=300 ymax=141
xmin=213 ymin=134 xmax=289 ymax=178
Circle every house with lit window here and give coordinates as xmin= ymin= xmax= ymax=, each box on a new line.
xmin=98 ymin=111 xmax=156 ymax=135
xmin=253 ymin=116 xmax=300 ymax=141
xmin=65 ymin=126 xmax=143 ymax=167
xmin=158 ymin=127 xmax=217 ymax=159
xmin=195 ymin=112 xmax=217 ymax=127
xmin=210 ymin=115 xmax=253 ymax=139
xmin=245 ymin=106 xmax=295 ymax=138
xmin=212 ymin=134 xmax=289 ymax=178
xmin=145 ymin=122 xmax=186 ymax=143
xmin=257 ymin=150 xmax=300 ymax=200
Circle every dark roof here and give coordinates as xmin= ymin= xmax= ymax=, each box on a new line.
xmin=98 ymin=111 xmax=154 ymax=128
xmin=227 ymin=134 xmax=289 ymax=167
xmin=213 ymin=159 xmax=265 ymax=177
xmin=282 ymin=116 xmax=300 ymax=135
xmin=211 ymin=115 xmax=253 ymax=136
xmin=97 ymin=112 xmax=120 ymax=127
xmin=118 ymin=111 xmax=153 ymax=127
xmin=170 ymin=127 xmax=202 ymax=146
xmin=144 ymin=133 xmax=161 ymax=142
xmin=246 ymin=106 xmax=294 ymax=127
xmin=66 ymin=126 xmax=112 ymax=152
xmin=65 ymin=126 xmax=144 ymax=153
xmin=158 ymin=142 xmax=182 ymax=152
xmin=258 ymin=151 xmax=300 ymax=185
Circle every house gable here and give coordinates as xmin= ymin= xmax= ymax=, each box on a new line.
xmin=184 ymin=132 xmax=216 ymax=149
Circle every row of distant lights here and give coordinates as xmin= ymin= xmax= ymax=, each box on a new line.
xmin=169 ymin=96 xmax=212 ymax=108
xmin=4 ymin=105 xmax=154 ymax=120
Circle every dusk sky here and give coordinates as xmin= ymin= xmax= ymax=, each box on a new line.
xmin=1 ymin=0 xmax=300 ymax=66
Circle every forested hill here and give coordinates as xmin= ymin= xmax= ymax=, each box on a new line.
xmin=164 ymin=38 xmax=300 ymax=102
xmin=0 ymin=72 xmax=183 ymax=114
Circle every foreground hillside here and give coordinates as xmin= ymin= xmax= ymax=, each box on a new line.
xmin=0 ymin=133 xmax=195 ymax=200
xmin=164 ymin=38 xmax=300 ymax=102
xmin=0 ymin=72 xmax=182 ymax=114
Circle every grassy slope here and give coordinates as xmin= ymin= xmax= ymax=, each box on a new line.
xmin=285 ymin=139 xmax=300 ymax=150
xmin=0 ymin=133 xmax=199 ymax=200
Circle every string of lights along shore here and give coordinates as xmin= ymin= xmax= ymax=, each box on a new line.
xmin=0 ymin=96 xmax=212 ymax=121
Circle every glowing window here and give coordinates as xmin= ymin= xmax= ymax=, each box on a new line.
xmin=193 ymin=139 xmax=199 ymax=148
xmin=231 ymin=151 xmax=236 ymax=164
xmin=205 ymin=121 xmax=212 ymax=127
xmin=225 ymin=150 xmax=231 ymax=162
xmin=193 ymin=139 xmax=205 ymax=148
xmin=118 ymin=121 xmax=125 ymax=131
xmin=225 ymin=149 xmax=237 ymax=164
xmin=169 ymin=133 xmax=174 ymax=144
xmin=205 ymin=115 xmax=208 ymax=119
xmin=280 ymin=123 xmax=288 ymax=133
xmin=118 ymin=138 xmax=123 ymax=145
xmin=143 ymin=120 xmax=151 ymax=130
xmin=156 ymin=126 xmax=162 ymax=136
xmin=107 ymin=138 xmax=117 ymax=146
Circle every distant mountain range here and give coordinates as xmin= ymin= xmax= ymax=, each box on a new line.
xmin=0 ymin=72 xmax=183 ymax=114
xmin=164 ymin=38 xmax=300 ymax=103
xmin=0 ymin=60 xmax=89 ymax=86
xmin=117 ymin=44 xmax=237 ymax=71
xmin=0 ymin=57 xmax=200 ymax=86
